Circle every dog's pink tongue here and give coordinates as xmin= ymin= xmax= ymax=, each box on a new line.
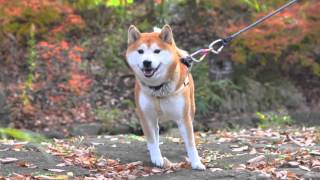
xmin=143 ymin=69 xmax=153 ymax=76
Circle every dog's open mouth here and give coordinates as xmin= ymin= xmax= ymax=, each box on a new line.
xmin=142 ymin=63 xmax=161 ymax=78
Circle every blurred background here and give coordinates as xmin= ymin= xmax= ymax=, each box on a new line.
xmin=0 ymin=0 xmax=319 ymax=139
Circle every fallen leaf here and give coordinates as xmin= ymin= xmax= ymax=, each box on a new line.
xmin=235 ymin=164 xmax=247 ymax=170
xmin=249 ymin=148 xmax=257 ymax=154
xmin=312 ymin=166 xmax=320 ymax=172
xmin=17 ymin=160 xmax=37 ymax=168
xmin=287 ymin=171 xmax=297 ymax=179
xmin=247 ymin=155 xmax=265 ymax=164
xmin=171 ymin=138 xmax=181 ymax=143
xmin=56 ymin=163 xmax=66 ymax=167
xmin=128 ymin=175 xmax=137 ymax=180
xmin=34 ymin=175 xmax=69 ymax=180
xmin=46 ymin=168 xmax=66 ymax=172
xmin=288 ymin=161 xmax=300 ymax=167
xmin=209 ymin=168 xmax=223 ymax=172
xmin=310 ymin=150 xmax=320 ymax=156
xmin=116 ymin=164 xmax=126 ymax=172
xmin=163 ymin=157 xmax=172 ymax=169
xmin=0 ymin=157 xmax=18 ymax=164
xmin=0 ymin=148 xmax=9 ymax=151
xmin=91 ymin=142 xmax=104 ymax=146
xmin=232 ymin=146 xmax=249 ymax=152
xmin=128 ymin=161 xmax=143 ymax=166
xmin=107 ymin=159 xmax=118 ymax=166
xmin=67 ymin=172 xmax=74 ymax=176
xmin=299 ymin=165 xmax=311 ymax=171
xmin=151 ymin=167 xmax=162 ymax=173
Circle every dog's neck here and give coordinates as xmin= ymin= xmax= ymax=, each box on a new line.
xmin=145 ymin=82 xmax=166 ymax=91
xmin=140 ymin=80 xmax=175 ymax=97
xmin=140 ymin=71 xmax=189 ymax=98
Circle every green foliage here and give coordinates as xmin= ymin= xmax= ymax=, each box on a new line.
xmin=240 ymin=0 xmax=265 ymax=12
xmin=0 ymin=128 xmax=48 ymax=143
xmin=193 ymin=62 xmax=241 ymax=115
xmin=95 ymin=107 xmax=121 ymax=126
xmin=1 ymin=7 xmax=61 ymax=41
xmin=71 ymin=0 xmax=133 ymax=9
xmin=21 ymin=25 xmax=37 ymax=105
xmin=103 ymin=28 xmax=127 ymax=68
xmin=127 ymin=134 xmax=145 ymax=141
xmin=256 ymin=111 xmax=292 ymax=129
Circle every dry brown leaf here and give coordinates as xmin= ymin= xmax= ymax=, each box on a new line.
xmin=116 ymin=164 xmax=126 ymax=172
xmin=17 ymin=160 xmax=37 ymax=168
xmin=107 ymin=159 xmax=118 ymax=166
xmin=287 ymin=171 xmax=297 ymax=179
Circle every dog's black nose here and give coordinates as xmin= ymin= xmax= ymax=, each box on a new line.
xmin=143 ymin=60 xmax=152 ymax=68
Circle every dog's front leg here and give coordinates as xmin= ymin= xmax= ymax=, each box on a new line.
xmin=178 ymin=118 xmax=206 ymax=170
xmin=140 ymin=116 xmax=164 ymax=167
xmin=136 ymin=95 xmax=164 ymax=167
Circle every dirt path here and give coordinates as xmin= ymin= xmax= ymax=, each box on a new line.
xmin=1 ymin=128 xmax=320 ymax=179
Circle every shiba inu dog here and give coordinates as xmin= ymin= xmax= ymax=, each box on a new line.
xmin=126 ymin=25 xmax=205 ymax=170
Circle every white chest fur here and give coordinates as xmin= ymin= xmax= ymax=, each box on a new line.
xmin=159 ymin=93 xmax=185 ymax=121
xmin=139 ymin=90 xmax=185 ymax=122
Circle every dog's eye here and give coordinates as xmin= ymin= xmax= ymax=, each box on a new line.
xmin=137 ymin=49 xmax=144 ymax=54
xmin=154 ymin=49 xmax=161 ymax=54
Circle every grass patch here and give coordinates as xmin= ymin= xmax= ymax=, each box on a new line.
xmin=256 ymin=111 xmax=292 ymax=129
xmin=0 ymin=128 xmax=48 ymax=143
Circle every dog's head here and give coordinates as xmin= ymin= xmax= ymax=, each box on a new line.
xmin=126 ymin=25 xmax=180 ymax=86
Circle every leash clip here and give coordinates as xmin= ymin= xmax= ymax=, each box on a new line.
xmin=208 ymin=39 xmax=225 ymax=54
xmin=189 ymin=49 xmax=210 ymax=63
xmin=187 ymin=39 xmax=225 ymax=63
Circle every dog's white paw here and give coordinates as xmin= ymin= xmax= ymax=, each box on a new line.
xmin=191 ymin=161 xmax=206 ymax=170
xmin=151 ymin=155 xmax=164 ymax=167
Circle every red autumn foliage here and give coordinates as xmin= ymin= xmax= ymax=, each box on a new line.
xmin=226 ymin=0 xmax=320 ymax=76
xmin=0 ymin=0 xmax=85 ymax=41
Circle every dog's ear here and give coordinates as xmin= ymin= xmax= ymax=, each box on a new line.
xmin=128 ymin=25 xmax=141 ymax=44
xmin=159 ymin=24 xmax=173 ymax=44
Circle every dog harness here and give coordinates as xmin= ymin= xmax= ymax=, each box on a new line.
xmin=141 ymin=75 xmax=189 ymax=97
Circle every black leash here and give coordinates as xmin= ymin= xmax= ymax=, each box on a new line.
xmin=182 ymin=0 xmax=300 ymax=68
xmin=222 ymin=0 xmax=299 ymax=46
